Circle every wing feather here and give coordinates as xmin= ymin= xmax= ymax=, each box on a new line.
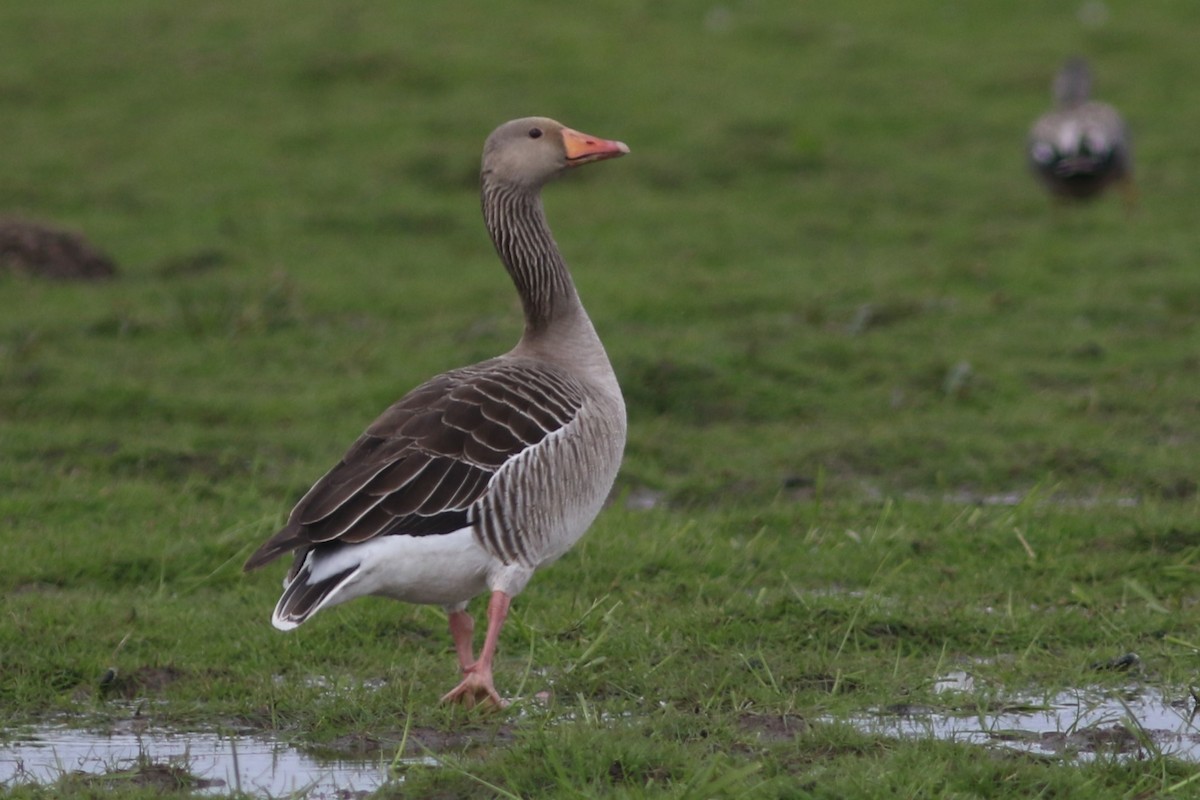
xmin=378 ymin=459 xmax=454 ymax=516
xmin=361 ymin=452 xmax=434 ymax=496
xmin=306 ymin=486 xmax=388 ymax=538
xmin=334 ymin=504 xmax=401 ymax=543
xmin=243 ymin=358 xmax=585 ymax=571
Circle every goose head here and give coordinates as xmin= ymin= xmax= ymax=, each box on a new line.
xmin=481 ymin=117 xmax=629 ymax=189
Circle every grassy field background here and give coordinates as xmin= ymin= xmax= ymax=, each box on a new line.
xmin=3 ymin=1 xmax=1200 ymax=797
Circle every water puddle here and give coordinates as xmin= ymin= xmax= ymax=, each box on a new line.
xmin=833 ymin=678 xmax=1200 ymax=762
xmin=0 ymin=723 xmax=424 ymax=797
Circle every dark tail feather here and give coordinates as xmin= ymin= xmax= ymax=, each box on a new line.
xmin=244 ymin=524 xmax=305 ymax=572
xmin=271 ymin=552 xmax=358 ymax=630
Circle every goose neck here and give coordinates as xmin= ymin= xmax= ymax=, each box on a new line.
xmin=482 ymin=181 xmax=580 ymax=335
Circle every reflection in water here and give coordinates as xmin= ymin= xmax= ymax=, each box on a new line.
xmin=833 ymin=680 xmax=1200 ymax=762
xmin=0 ymin=725 xmax=425 ymax=797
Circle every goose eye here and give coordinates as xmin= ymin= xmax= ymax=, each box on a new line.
xmin=528 ymin=128 xmax=543 ymax=139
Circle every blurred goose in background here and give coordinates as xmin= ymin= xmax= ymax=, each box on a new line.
xmin=244 ymin=117 xmax=629 ymax=709
xmin=0 ymin=217 xmax=117 ymax=279
xmin=1028 ymin=57 xmax=1134 ymax=203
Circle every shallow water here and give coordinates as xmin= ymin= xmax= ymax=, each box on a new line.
xmin=0 ymin=724 xmax=416 ymax=797
xmin=835 ymin=679 xmax=1200 ymax=762
xmin=6 ymin=682 xmax=1196 ymax=795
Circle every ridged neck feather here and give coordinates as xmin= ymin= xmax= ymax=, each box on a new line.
xmin=482 ymin=179 xmax=581 ymax=337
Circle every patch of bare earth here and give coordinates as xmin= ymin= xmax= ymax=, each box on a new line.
xmin=311 ymin=724 xmax=517 ymax=760
xmin=77 ymin=762 xmax=220 ymax=792
xmin=0 ymin=217 xmax=117 ymax=279
xmin=100 ymin=665 xmax=186 ymax=699
xmin=737 ymin=713 xmax=807 ymax=741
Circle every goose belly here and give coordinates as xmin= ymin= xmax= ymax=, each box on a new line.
xmin=320 ymin=528 xmax=494 ymax=608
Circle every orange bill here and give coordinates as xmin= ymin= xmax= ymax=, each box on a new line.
xmin=561 ymin=127 xmax=630 ymax=165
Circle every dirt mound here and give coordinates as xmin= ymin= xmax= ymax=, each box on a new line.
xmin=0 ymin=217 xmax=117 ymax=279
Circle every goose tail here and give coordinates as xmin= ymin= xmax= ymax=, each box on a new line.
xmin=271 ymin=547 xmax=360 ymax=631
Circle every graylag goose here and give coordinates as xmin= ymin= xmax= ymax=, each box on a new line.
xmin=244 ymin=118 xmax=629 ymax=708
xmin=1028 ymin=57 xmax=1134 ymax=203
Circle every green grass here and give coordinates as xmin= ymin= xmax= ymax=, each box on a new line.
xmin=3 ymin=0 xmax=1200 ymax=797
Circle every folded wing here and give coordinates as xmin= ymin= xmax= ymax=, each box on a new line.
xmin=243 ymin=358 xmax=585 ymax=572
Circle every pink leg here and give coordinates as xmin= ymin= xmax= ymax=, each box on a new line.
xmin=441 ymin=591 xmax=511 ymax=709
xmin=447 ymin=609 xmax=476 ymax=672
